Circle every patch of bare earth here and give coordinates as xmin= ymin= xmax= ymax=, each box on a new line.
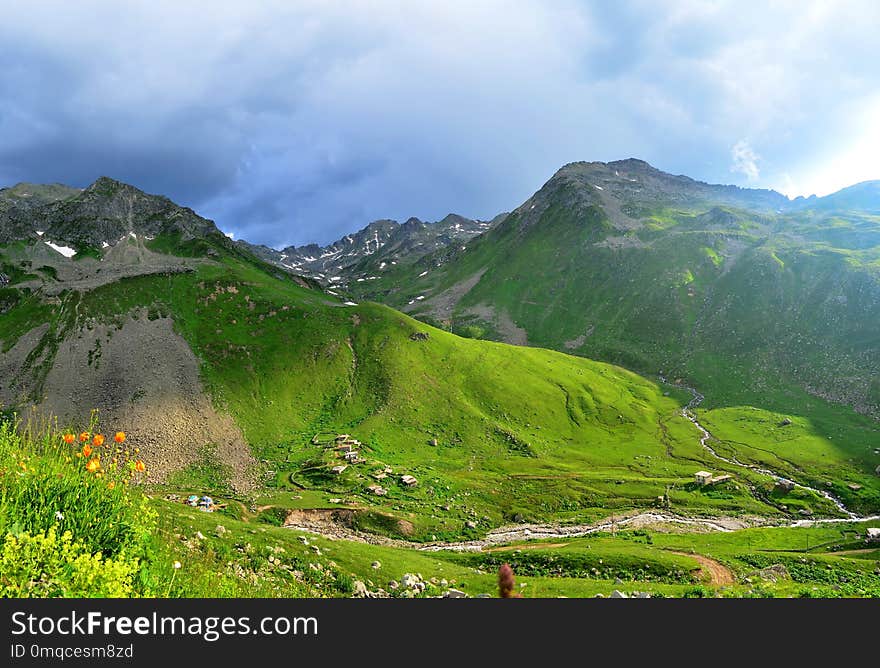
xmin=403 ymin=268 xmax=487 ymax=319
xmin=0 ymin=323 xmax=49 ymax=406
xmin=563 ymin=325 xmax=594 ymax=350
xmin=281 ymin=508 xmax=416 ymax=547
xmin=463 ymin=303 xmax=529 ymax=346
xmin=669 ymin=551 xmax=734 ymax=586
xmin=14 ymin=236 xmax=205 ymax=295
xmin=39 ymin=312 xmax=258 ymax=492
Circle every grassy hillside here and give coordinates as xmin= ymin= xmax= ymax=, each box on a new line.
xmin=2 ymin=171 xmax=880 ymax=597
xmin=3 ymin=416 xmax=878 ymax=598
xmin=69 ymin=239 xmax=803 ymax=527
xmin=341 ymin=171 xmax=880 ymax=516
xmin=6 ymin=231 xmax=860 ymax=539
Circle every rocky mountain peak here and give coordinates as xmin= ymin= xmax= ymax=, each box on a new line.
xmin=1 ymin=176 xmax=222 ymax=248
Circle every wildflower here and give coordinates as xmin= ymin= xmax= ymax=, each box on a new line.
xmin=107 ymin=481 xmax=116 ymax=490
xmin=18 ymin=461 xmax=27 ymax=471
xmin=82 ymin=444 xmax=92 ymax=457
xmin=86 ymin=458 xmax=100 ymax=473
xmin=79 ymin=432 xmax=89 ymax=442
xmin=173 ymin=561 xmax=182 ymax=570
xmin=135 ymin=460 xmax=146 ymax=473
xmin=114 ymin=431 xmax=126 ymax=444
xmin=93 ymin=434 xmax=105 ymax=447
xmin=62 ymin=433 xmax=75 ymax=445
xmin=55 ymin=511 xmax=64 ymax=521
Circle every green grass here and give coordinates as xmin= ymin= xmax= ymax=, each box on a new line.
xmin=3 ymin=230 xmax=873 ymax=541
xmin=3 ymin=413 xmax=878 ymax=598
xmin=38 ymin=247 xmax=793 ymax=533
xmin=2 ymin=204 xmax=879 ymax=596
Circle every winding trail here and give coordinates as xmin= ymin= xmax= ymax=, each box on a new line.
xmin=669 ymin=551 xmax=734 ymax=585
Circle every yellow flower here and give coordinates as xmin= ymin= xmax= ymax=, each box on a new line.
xmin=86 ymin=458 xmax=100 ymax=474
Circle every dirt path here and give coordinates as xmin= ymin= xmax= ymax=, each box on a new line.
xmin=670 ymin=551 xmax=734 ymax=585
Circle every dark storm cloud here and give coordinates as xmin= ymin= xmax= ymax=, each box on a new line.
xmin=2 ymin=1 xmax=880 ymax=247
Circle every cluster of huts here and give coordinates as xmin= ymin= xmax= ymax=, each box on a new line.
xmin=694 ymin=470 xmax=733 ymax=487
xmin=316 ymin=433 xmax=418 ymax=496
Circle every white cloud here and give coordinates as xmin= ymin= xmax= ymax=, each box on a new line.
xmin=730 ymin=140 xmax=760 ymax=181
xmin=2 ymin=1 xmax=880 ymax=244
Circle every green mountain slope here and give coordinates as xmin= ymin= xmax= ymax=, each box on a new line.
xmin=349 ymin=160 xmax=880 ymax=417
xmin=2 ymin=174 xmax=878 ymax=542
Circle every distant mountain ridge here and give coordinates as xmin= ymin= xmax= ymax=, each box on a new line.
xmin=237 ymin=212 xmax=505 ymax=284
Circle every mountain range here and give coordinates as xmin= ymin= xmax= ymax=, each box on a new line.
xmin=2 ymin=160 xmax=879 ymax=532
xmin=343 ymin=159 xmax=880 ymax=422
xmin=236 ymin=212 xmax=506 ymax=287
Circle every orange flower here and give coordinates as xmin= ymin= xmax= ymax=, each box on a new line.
xmin=82 ymin=443 xmax=92 ymax=457
xmin=134 ymin=460 xmax=146 ymax=473
xmin=62 ymin=433 xmax=75 ymax=445
xmin=79 ymin=432 xmax=90 ymax=442
xmin=107 ymin=481 xmax=116 ymax=490
xmin=93 ymin=434 xmax=105 ymax=447
xmin=114 ymin=431 xmax=126 ymax=444
xmin=86 ymin=458 xmax=100 ymax=473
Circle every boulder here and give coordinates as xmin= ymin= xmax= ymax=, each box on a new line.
xmin=401 ymin=573 xmax=422 ymax=589
xmin=444 ymin=589 xmax=468 ymax=598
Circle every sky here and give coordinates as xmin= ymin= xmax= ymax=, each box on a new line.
xmin=1 ymin=1 xmax=879 ymax=248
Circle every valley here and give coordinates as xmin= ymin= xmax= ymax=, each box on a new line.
xmin=1 ymin=166 xmax=879 ymax=598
